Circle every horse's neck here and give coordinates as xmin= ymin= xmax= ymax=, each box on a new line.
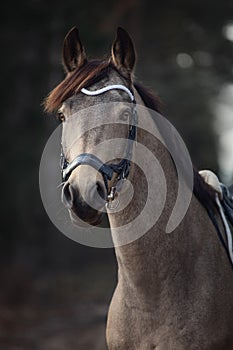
xmin=108 ymin=90 xmax=216 ymax=304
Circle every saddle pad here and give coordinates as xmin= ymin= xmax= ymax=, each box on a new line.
xmin=199 ymin=170 xmax=222 ymax=198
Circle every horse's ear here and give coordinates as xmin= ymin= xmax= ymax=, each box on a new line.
xmin=111 ymin=27 xmax=136 ymax=74
xmin=62 ymin=27 xmax=87 ymax=73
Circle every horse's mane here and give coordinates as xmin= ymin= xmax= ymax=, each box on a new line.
xmin=134 ymin=82 xmax=217 ymax=212
xmin=44 ymin=60 xmax=216 ymax=211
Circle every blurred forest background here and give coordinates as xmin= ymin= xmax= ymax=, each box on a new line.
xmin=1 ymin=0 xmax=233 ymax=349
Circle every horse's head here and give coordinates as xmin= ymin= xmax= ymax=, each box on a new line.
xmin=45 ymin=27 xmax=136 ymax=226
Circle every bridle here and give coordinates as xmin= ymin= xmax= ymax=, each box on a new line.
xmin=60 ymin=84 xmax=137 ymax=205
xmin=60 ymin=84 xmax=137 ymax=206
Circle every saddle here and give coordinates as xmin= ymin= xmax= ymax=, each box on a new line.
xmin=199 ymin=170 xmax=233 ymax=267
xmin=199 ymin=170 xmax=233 ymax=227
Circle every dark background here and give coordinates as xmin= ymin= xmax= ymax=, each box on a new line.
xmin=1 ymin=1 xmax=233 ymax=349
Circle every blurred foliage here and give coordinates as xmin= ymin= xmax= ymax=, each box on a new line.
xmin=1 ymin=0 xmax=233 ymax=269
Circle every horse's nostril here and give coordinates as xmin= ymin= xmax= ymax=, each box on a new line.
xmin=62 ymin=180 xmax=106 ymax=213
xmin=62 ymin=182 xmax=74 ymax=209
xmin=96 ymin=181 xmax=106 ymax=200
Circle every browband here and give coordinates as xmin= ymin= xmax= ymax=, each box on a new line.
xmin=81 ymin=84 xmax=135 ymax=102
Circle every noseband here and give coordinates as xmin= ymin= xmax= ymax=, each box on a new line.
xmin=60 ymin=84 xmax=137 ymax=205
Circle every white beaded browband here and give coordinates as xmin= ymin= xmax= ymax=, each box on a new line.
xmin=81 ymin=84 xmax=135 ymax=102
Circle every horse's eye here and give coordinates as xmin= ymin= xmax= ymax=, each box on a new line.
xmin=57 ymin=112 xmax=65 ymax=122
xmin=120 ymin=111 xmax=130 ymax=122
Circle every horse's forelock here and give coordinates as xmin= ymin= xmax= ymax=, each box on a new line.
xmin=44 ymin=60 xmax=111 ymax=113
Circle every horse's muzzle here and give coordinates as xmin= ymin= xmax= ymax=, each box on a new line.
xmin=61 ymin=180 xmax=106 ymax=225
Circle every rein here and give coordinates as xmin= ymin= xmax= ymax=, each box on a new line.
xmin=60 ymin=84 xmax=137 ymax=206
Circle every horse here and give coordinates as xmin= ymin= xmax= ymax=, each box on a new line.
xmin=44 ymin=27 xmax=233 ymax=349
